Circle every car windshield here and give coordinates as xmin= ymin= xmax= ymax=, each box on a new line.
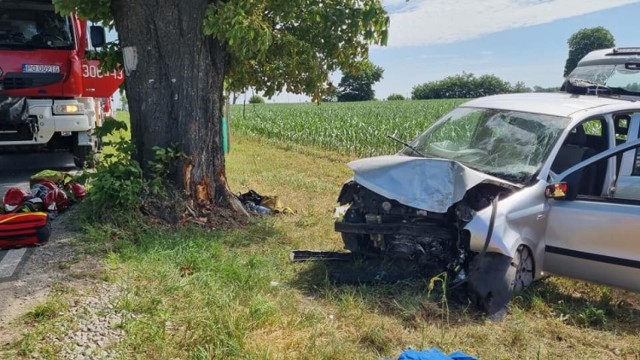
xmin=568 ymin=64 xmax=640 ymax=95
xmin=401 ymin=107 xmax=571 ymax=183
xmin=0 ymin=4 xmax=74 ymax=50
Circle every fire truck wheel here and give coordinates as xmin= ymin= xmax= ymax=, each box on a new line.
xmin=72 ymin=146 xmax=96 ymax=169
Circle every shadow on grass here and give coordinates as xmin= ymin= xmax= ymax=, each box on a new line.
xmin=289 ymin=259 xmax=485 ymax=329
xmin=512 ymin=278 xmax=640 ymax=334
xmin=291 ymin=259 xmax=640 ymax=335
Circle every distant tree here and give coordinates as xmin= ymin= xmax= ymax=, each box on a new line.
xmin=628 ymin=83 xmax=640 ymax=92
xmin=230 ymin=92 xmax=240 ymax=104
xmin=249 ymin=95 xmax=265 ymax=104
xmin=119 ymin=91 xmax=128 ymax=111
xmin=322 ymin=82 xmax=339 ymax=102
xmin=337 ymin=60 xmax=384 ymax=102
xmin=386 ymin=93 xmax=405 ymax=100
xmin=533 ymin=85 xmax=561 ymax=93
xmin=563 ymin=27 xmax=615 ymax=76
xmin=510 ymin=81 xmax=531 ymax=93
xmin=411 ymin=72 xmax=516 ymax=99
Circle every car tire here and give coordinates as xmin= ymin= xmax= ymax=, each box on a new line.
xmin=340 ymin=208 xmax=368 ymax=254
xmin=509 ymin=245 xmax=535 ymax=293
xmin=467 ymin=245 xmax=535 ymax=321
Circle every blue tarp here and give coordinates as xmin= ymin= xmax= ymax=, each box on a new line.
xmin=397 ymin=348 xmax=477 ymax=360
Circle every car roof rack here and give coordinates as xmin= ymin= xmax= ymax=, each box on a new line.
xmin=609 ymin=47 xmax=640 ymax=56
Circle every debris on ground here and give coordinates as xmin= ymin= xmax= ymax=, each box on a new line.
xmin=237 ymin=189 xmax=293 ymax=215
xmin=396 ymin=348 xmax=477 ymax=360
xmin=0 ymin=170 xmax=86 ymax=250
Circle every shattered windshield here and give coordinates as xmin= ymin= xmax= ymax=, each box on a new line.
xmin=402 ymin=107 xmax=570 ymax=183
xmin=567 ymin=64 xmax=640 ymax=96
xmin=0 ymin=5 xmax=74 ymax=50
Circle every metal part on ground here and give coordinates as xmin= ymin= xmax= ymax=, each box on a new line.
xmin=289 ymin=250 xmax=354 ymax=262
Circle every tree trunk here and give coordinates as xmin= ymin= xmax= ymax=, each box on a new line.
xmin=111 ymin=0 xmax=239 ymax=212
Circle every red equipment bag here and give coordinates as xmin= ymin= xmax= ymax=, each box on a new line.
xmin=0 ymin=212 xmax=51 ymax=249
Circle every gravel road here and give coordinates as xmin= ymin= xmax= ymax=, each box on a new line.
xmin=1 ymin=152 xmax=78 ymax=317
xmin=0 ymin=152 xmax=122 ymax=358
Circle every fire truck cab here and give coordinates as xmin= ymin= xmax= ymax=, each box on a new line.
xmin=0 ymin=0 xmax=123 ymax=167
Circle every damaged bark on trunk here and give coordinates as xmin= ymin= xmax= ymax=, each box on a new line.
xmin=111 ymin=0 xmax=242 ymax=214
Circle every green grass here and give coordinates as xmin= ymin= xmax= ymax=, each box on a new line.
xmin=231 ymin=99 xmax=466 ymax=157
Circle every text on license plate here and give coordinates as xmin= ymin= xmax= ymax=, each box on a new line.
xmin=22 ymin=64 xmax=61 ymax=73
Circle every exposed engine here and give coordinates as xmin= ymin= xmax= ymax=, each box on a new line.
xmin=335 ymin=180 xmax=512 ymax=277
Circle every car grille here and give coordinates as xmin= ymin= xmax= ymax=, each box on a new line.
xmin=0 ymin=73 xmax=64 ymax=90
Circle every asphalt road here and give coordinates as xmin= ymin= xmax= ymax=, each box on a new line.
xmin=0 ymin=152 xmax=76 ymax=282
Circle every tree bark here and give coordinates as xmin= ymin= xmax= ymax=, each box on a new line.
xmin=111 ymin=0 xmax=238 ymax=211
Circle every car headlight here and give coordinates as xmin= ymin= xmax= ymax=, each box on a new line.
xmin=54 ymin=103 xmax=85 ymax=115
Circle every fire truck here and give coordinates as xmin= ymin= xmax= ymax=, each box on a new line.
xmin=0 ymin=0 xmax=123 ymax=167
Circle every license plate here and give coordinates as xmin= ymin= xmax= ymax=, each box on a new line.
xmin=22 ymin=64 xmax=61 ymax=73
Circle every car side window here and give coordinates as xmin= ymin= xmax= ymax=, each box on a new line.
xmin=551 ymin=119 xmax=608 ymax=197
xmin=614 ymin=115 xmax=630 ymax=142
xmin=625 ymin=114 xmax=640 ymax=176
xmin=633 ymin=152 xmax=640 ymax=175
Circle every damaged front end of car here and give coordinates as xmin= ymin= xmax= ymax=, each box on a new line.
xmin=334 ymin=155 xmax=521 ymax=317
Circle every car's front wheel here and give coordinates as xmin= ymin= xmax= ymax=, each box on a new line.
xmin=467 ymin=245 xmax=535 ymax=320
xmin=509 ymin=245 xmax=535 ymax=293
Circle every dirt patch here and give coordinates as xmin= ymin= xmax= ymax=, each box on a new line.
xmin=0 ymin=208 xmax=103 ymax=348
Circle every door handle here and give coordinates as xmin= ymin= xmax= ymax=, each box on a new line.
xmin=536 ymin=214 xmax=545 ymax=221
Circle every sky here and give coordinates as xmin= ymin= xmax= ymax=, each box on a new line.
xmin=269 ymin=0 xmax=640 ymax=103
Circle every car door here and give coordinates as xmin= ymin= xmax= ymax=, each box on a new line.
xmin=543 ymin=138 xmax=640 ymax=292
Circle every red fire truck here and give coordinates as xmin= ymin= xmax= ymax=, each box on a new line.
xmin=0 ymin=0 xmax=123 ymax=167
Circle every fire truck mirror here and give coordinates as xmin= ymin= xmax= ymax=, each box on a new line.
xmin=90 ymin=26 xmax=106 ymax=48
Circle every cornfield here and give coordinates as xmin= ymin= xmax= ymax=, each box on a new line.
xmin=230 ymin=99 xmax=466 ymax=157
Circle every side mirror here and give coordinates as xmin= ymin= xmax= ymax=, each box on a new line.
xmin=545 ymin=182 xmax=568 ymax=200
xmin=90 ymin=25 xmax=106 ymax=48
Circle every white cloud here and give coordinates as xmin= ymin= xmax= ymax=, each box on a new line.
xmin=383 ymin=0 xmax=639 ymax=47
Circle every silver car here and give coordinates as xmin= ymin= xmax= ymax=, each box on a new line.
xmin=335 ymin=92 xmax=640 ymax=319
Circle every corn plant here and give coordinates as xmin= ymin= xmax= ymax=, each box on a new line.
xmin=230 ymin=99 xmax=465 ymax=157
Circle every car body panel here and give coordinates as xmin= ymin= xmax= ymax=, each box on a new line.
xmin=543 ymin=136 xmax=640 ymax=291
xmin=461 ymin=93 xmax=630 ymax=118
xmin=348 ymin=155 xmax=517 ymax=213
xmin=465 ymin=181 xmax=549 ymax=278
xmin=544 ymin=199 xmax=640 ymax=292
xmin=576 ymin=47 xmax=640 ymax=66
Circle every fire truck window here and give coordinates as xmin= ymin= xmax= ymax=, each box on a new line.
xmin=0 ymin=7 xmax=73 ymax=49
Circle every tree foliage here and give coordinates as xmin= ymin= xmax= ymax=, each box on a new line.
xmin=563 ymin=26 xmax=615 ymax=77
xmin=214 ymin=1 xmax=388 ymax=100
xmin=386 ymin=93 xmax=405 ymax=101
xmin=249 ymin=95 xmax=265 ymax=104
xmin=411 ymin=73 xmax=525 ymax=100
xmin=337 ymin=60 xmax=384 ymax=102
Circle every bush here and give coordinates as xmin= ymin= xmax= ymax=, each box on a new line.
xmin=81 ymin=118 xmax=184 ymax=224
xmin=82 ymin=119 xmax=144 ymax=223
xmin=412 ymin=72 xmax=522 ymax=100
xmin=386 ymin=93 xmax=405 ymax=101
xmin=249 ymin=95 xmax=265 ymax=104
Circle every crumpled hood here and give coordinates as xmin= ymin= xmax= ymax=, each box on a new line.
xmin=348 ymin=155 xmax=511 ymax=213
